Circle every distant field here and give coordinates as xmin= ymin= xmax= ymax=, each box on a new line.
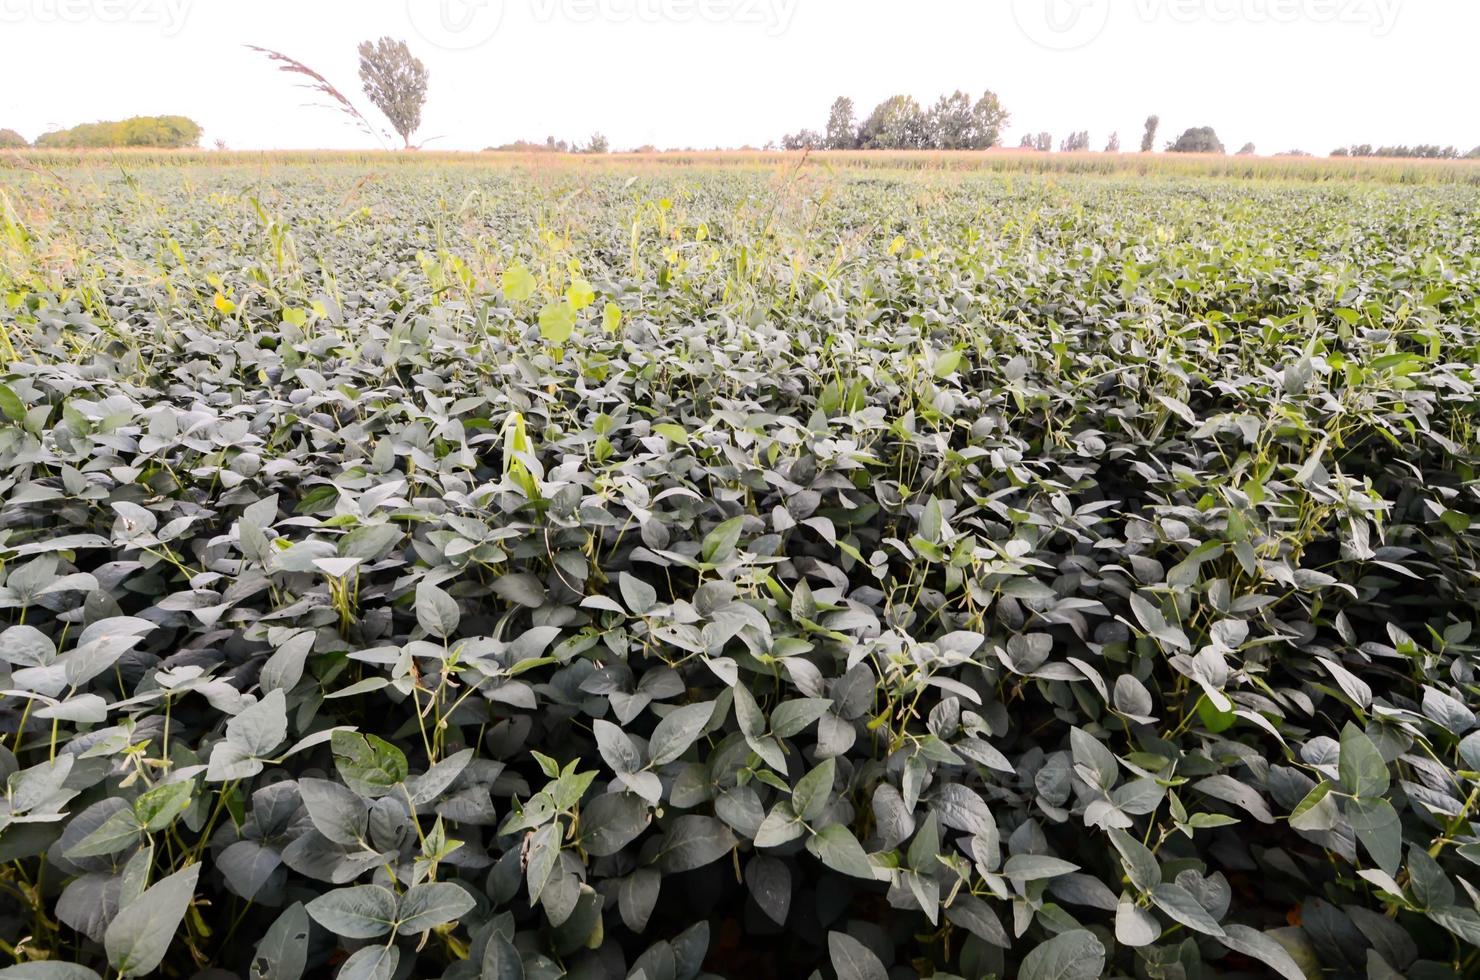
xmin=2 ymin=160 xmax=1479 ymax=979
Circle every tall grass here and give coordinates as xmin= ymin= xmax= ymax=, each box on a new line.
xmin=4 ymin=147 xmax=1478 ymax=184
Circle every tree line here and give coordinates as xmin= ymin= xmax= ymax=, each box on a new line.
xmin=483 ymin=134 xmax=611 ymax=154
xmin=780 ymin=92 xmax=1009 ymax=151
xmin=4 ymin=116 xmax=204 ymax=149
xmin=1331 ymin=144 xmax=1478 ymax=159
xmin=4 ymin=39 xmax=1478 ymax=160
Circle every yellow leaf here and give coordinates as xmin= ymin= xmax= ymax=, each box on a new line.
xmin=602 ymin=302 xmax=622 ymax=333
xmin=502 ymin=264 xmax=537 ymax=303
xmin=567 ymin=278 xmax=596 ymax=311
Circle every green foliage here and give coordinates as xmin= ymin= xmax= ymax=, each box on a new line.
xmin=1168 ymin=125 xmax=1226 ymax=153
xmin=33 ymin=116 xmax=201 ymax=149
xmin=927 ymin=90 xmax=1010 ymax=150
xmin=799 ymin=89 xmax=1008 ymax=152
xmin=825 ymin=96 xmax=858 ymax=150
xmin=0 ymin=129 xmax=28 ymax=150
xmin=1140 ymin=114 xmax=1160 ymax=153
xmin=1059 ymin=130 xmax=1090 ymax=152
xmin=1335 ymin=142 xmax=1466 ymax=159
xmin=859 ymin=95 xmax=928 ymax=149
xmin=1 ymin=159 xmax=1480 ymax=979
xmin=357 ymin=37 xmax=429 ymax=149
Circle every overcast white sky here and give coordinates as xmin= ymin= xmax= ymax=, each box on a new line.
xmin=2 ymin=0 xmax=1476 ymax=154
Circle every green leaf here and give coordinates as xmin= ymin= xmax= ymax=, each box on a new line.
xmin=298 ymin=777 xmax=367 ymax=846
xmin=652 ymin=422 xmax=689 ymax=446
xmin=1289 ymin=780 xmax=1338 ymax=832
xmin=770 ymin=698 xmax=833 ymax=739
xmin=396 ymin=881 xmax=475 ymax=934
xmin=331 ymin=731 xmax=408 ymax=798
xmin=1428 ymin=907 xmax=1480 ymax=947
xmin=0 ymin=383 xmax=24 ymax=423
xmin=791 ymin=757 xmax=835 ymax=824
xmin=1219 ymin=924 xmax=1308 ymax=980
xmin=658 ymin=816 xmax=735 ymax=872
xmin=1347 ymin=796 xmax=1402 ymax=874
xmin=809 ymin=824 xmax=874 ymax=879
xmin=906 ymin=811 xmax=941 ymax=872
xmin=250 ymin=903 xmax=309 ymax=980
xmin=593 ymin=719 xmax=642 ymax=775
xmin=702 ymin=515 xmax=746 ymax=563
xmin=225 ymin=689 xmax=287 ymax=758
xmin=828 ymin=932 xmax=887 ymax=980
xmin=1018 ymin=929 xmax=1106 ymax=980
xmin=1116 ymin=899 xmax=1162 ymax=947
xmin=1151 ymin=882 xmax=1225 ymax=937
xmin=932 ymin=350 xmax=963 ymax=378
xmin=539 ymin=300 xmax=577 ymax=344
xmin=65 ymin=807 xmax=143 ymax=859
xmin=480 ymin=934 xmax=525 ymax=979
xmin=1405 ymin=847 xmax=1454 ymax=910
xmin=0 ymin=625 xmax=55 ymax=667
xmin=745 ymin=855 xmax=791 ymax=927
xmin=1339 ymin=723 xmax=1390 ymax=798
xmin=619 ymin=572 xmax=657 ymax=616
xmin=1070 ymin=726 xmax=1118 ymax=790
xmin=133 ymin=781 xmax=193 ymax=833
xmin=259 ymin=631 xmax=314 ymax=695
xmin=524 ymin=822 xmax=560 ymax=902
xmin=1003 ymin=853 xmax=1079 ymax=881
xmin=337 ymin=945 xmax=399 ymax=980
xmin=580 ymin=792 xmax=651 ymax=857
xmin=1108 ymin=828 xmax=1160 ymax=893
xmin=415 ymin=580 xmax=460 ymax=640
xmin=618 ymin=869 xmax=661 ymax=933
xmin=104 ymin=864 xmax=201 ymax=977
xmin=304 ymin=885 xmax=397 ymax=939
xmin=944 ymin=894 xmax=1009 ymax=947
xmin=648 ymin=701 xmax=717 ymax=766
